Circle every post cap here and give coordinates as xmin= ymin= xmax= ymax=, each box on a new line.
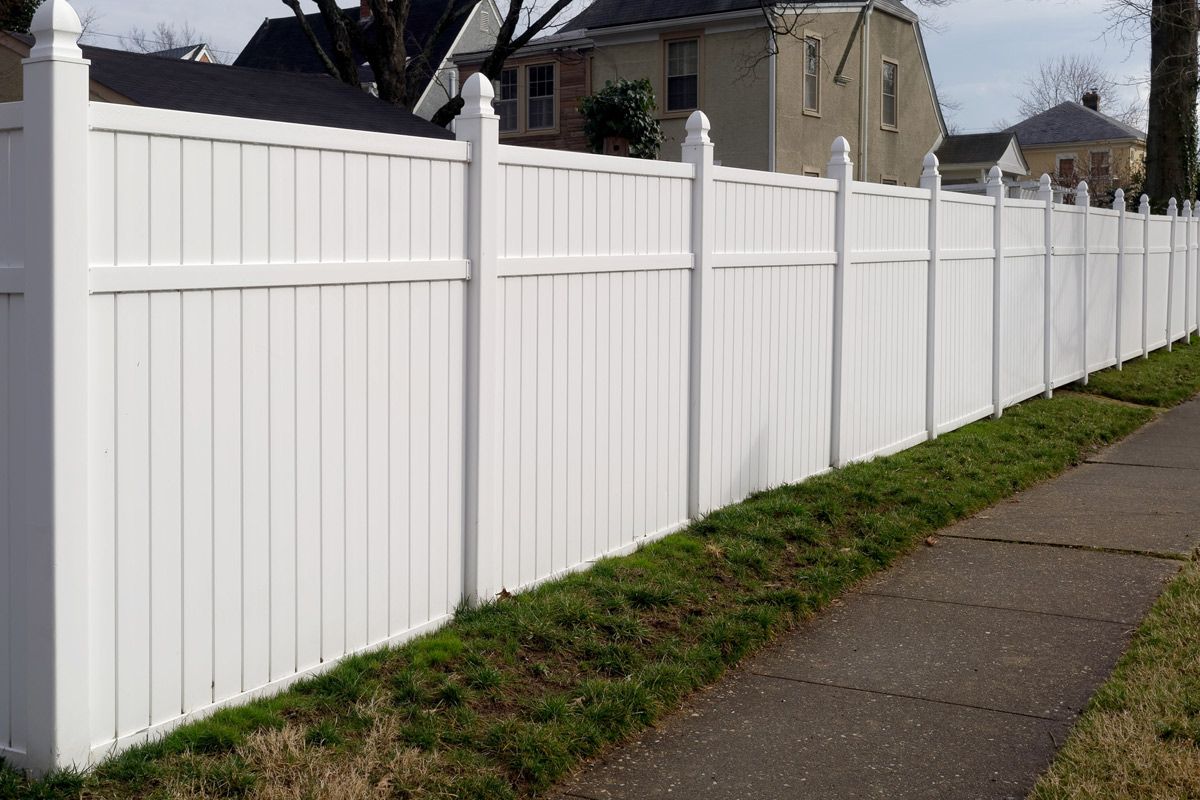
xmin=1113 ymin=187 xmax=1125 ymax=210
xmin=828 ymin=136 xmax=852 ymax=167
xmin=1185 ymin=199 xmax=1192 ymax=215
xmin=1038 ymin=173 xmax=1052 ymax=190
xmin=28 ymin=0 xmax=83 ymax=61
xmin=459 ymin=72 xmax=496 ymax=119
xmin=1140 ymin=193 xmax=1150 ymax=209
xmin=1168 ymin=197 xmax=1178 ymax=215
xmin=684 ymin=110 xmax=711 ymax=146
xmin=921 ymin=152 xmax=939 ymax=178
xmin=986 ymin=165 xmax=1003 ymax=185
xmin=1075 ymin=180 xmax=1089 ymax=195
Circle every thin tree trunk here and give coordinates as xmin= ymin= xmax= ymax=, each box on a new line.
xmin=1145 ymin=0 xmax=1199 ymax=205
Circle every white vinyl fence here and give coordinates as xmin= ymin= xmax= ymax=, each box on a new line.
xmin=3 ymin=2 xmax=1199 ymax=774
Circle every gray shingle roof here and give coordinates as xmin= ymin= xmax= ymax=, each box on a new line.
xmin=152 ymin=43 xmax=207 ymax=61
xmin=81 ymin=45 xmax=452 ymax=139
xmin=561 ymin=0 xmax=914 ymax=31
xmin=1005 ymin=101 xmax=1145 ymax=147
xmin=935 ymin=133 xmax=1017 ymax=165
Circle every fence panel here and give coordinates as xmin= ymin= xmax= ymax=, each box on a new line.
xmin=493 ymin=148 xmax=692 ymax=593
xmin=1001 ymin=200 xmax=1047 ymax=405
xmin=1121 ymin=210 xmax=1146 ymax=361
xmin=1147 ymin=216 xmax=1172 ymax=350
xmin=1088 ymin=209 xmax=1120 ymax=371
xmin=706 ymin=169 xmax=836 ymax=508
xmin=1170 ymin=214 xmax=1188 ymax=341
xmin=1051 ymin=206 xmax=1087 ymax=386
xmin=83 ymin=109 xmax=471 ymax=757
xmin=935 ymin=194 xmax=994 ymax=432
xmin=0 ymin=115 xmax=24 ymax=760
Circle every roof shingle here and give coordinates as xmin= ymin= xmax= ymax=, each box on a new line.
xmin=1005 ymin=101 xmax=1145 ymax=147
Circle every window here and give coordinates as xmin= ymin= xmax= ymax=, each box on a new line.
xmin=496 ymin=68 xmax=517 ymax=133
xmin=666 ymin=38 xmax=700 ymax=112
xmin=804 ymin=36 xmax=820 ymax=113
xmin=881 ymin=59 xmax=898 ymax=129
xmin=881 ymin=177 xmax=898 ymax=186
xmin=1058 ymin=157 xmax=1076 ymax=179
xmin=527 ymin=64 xmax=555 ymax=130
xmin=1090 ymin=150 xmax=1111 ymax=179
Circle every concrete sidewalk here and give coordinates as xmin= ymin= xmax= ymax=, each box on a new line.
xmin=555 ymin=397 xmax=1199 ymax=800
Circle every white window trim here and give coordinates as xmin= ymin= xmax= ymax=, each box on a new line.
xmin=662 ymin=32 xmax=703 ymax=116
xmin=803 ymin=32 xmax=822 ymax=117
xmin=525 ymin=62 xmax=557 ymax=132
xmin=881 ymin=56 xmax=899 ymax=131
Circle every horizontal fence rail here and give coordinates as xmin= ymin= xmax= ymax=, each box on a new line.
xmin=4 ymin=2 xmax=1200 ymax=775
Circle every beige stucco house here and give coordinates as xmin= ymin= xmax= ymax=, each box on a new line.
xmin=548 ymin=0 xmax=946 ymax=184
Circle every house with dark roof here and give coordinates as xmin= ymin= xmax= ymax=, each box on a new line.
xmin=0 ymin=30 xmax=451 ymax=139
xmin=1005 ymin=93 xmax=1146 ymax=198
xmin=152 ymin=43 xmax=216 ymax=63
xmin=454 ymin=0 xmax=946 ymax=184
xmin=935 ymin=132 xmax=1028 ymax=185
xmin=235 ymin=0 xmax=501 ymax=122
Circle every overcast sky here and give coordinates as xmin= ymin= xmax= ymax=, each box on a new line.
xmin=72 ymin=0 xmax=1150 ymax=134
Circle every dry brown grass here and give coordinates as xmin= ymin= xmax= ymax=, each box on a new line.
xmin=1030 ymin=561 xmax=1200 ymax=799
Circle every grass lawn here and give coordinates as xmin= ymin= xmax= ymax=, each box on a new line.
xmin=1078 ymin=333 xmax=1200 ymax=407
xmin=0 ymin=393 xmax=1161 ymax=799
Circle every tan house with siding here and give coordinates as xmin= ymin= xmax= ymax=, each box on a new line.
xmin=460 ymin=0 xmax=946 ymax=185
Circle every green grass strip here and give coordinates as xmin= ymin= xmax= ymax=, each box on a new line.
xmin=1078 ymin=335 xmax=1200 ymax=407
xmin=2 ymin=393 xmax=1156 ymax=800
xmin=1030 ymin=559 xmax=1200 ymax=799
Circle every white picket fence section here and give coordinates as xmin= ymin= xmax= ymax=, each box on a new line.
xmin=3 ymin=3 xmax=1200 ymax=774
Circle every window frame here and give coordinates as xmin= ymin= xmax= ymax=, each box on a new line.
xmin=525 ymin=62 xmax=557 ymax=132
xmin=803 ymin=33 xmax=822 ymax=116
xmin=880 ymin=56 xmax=899 ymax=131
xmin=661 ymin=31 xmax=703 ymax=117
xmin=1089 ymin=148 xmax=1113 ymax=180
xmin=495 ymin=67 xmax=518 ymax=134
xmin=1056 ymin=153 xmax=1078 ymax=180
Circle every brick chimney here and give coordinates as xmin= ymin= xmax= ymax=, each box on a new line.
xmin=1082 ymin=89 xmax=1100 ymax=112
xmin=361 ymin=0 xmax=371 ymax=21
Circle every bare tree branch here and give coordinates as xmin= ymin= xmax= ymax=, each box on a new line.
xmin=1016 ymin=54 xmax=1146 ymax=127
xmin=280 ymin=0 xmax=341 ymax=79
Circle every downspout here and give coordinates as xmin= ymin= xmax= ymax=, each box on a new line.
xmin=768 ymin=28 xmax=777 ymax=171
xmin=858 ymin=0 xmax=876 ymax=182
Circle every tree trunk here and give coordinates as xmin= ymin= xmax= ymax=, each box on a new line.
xmin=1145 ymin=0 xmax=1199 ymax=206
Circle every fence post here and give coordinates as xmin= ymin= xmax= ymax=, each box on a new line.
xmin=683 ymin=111 xmax=715 ymax=517
xmin=20 ymin=0 xmax=92 ymax=771
xmin=457 ymin=74 xmax=504 ymax=605
xmin=1076 ymin=181 xmax=1090 ymax=383
xmin=1185 ymin=200 xmax=1193 ymax=343
xmin=920 ymin=153 xmax=941 ymax=440
xmin=986 ymin=166 xmax=1005 ymax=418
xmin=1141 ymin=194 xmax=1151 ymax=358
xmin=1167 ymin=197 xmax=1178 ymax=351
xmin=1038 ymin=174 xmax=1054 ymax=397
xmin=828 ymin=137 xmax=854 ymax=467
xmin=1114 ymin=188 xmax=1126 ymax=370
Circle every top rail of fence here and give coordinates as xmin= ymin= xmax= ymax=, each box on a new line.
xmin=712 ymin=164 xmax=837 ymax=192
xmin=498 ymin=143 xmax=694 ymax=179
xmin=88 ymin=103 xmax=470 ymax=162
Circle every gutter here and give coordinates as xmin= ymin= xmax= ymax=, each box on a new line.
xmin=768 ymin=28 xmax=777 ymax=171
xmin=858 ymin=0 xmax=876 ymax=182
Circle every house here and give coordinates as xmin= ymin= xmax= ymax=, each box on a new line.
xmin=0 ymin=31 xmax=452 ymax=139
xmin=152 ymin=42 xmax=216 ymax=63
xmin=235 ymin=0 xmax=500 ymax=122
xmin=455 ymin=29 xmax=593 ymax=152
xmin=935 ymin=132 xmax=1029 ymax=187
xmin=456 ymin=0 xmax=946 ymax=185
xmin=1005 ymin=92 xmax=1146 ymax=197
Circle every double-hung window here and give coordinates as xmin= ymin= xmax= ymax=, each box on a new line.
xmin=804 ymin=36 xmax=820 ymax=113
xmin=496 ymin=68 xmax=518 ymax=133
xmin=881 ymin=59 xmax=898 ymax=129
xmin=666 ymin=38 xmax=700 ymax=112
xmin=526 ymin=64 xmax=555 ymax=130
xmin=1090 ymin=150 xmax=1111 ymax=179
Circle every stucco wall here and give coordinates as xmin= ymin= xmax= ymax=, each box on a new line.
xmin=589 ymin=27 xmax=772 ymax=169
xmin=776 ymin=8 xmax=943 ymax=184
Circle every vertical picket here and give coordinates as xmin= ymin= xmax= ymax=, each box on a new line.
xmin=1076 ymin=182 xmax=1090 ymax=383
xmin=683 ymin=111 xmax=713 ymax=512
xmin=1114 ymin=189 xmax=1126 ymax=370
xmin=1167 ymin=198 xmax=1178 ymax=351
